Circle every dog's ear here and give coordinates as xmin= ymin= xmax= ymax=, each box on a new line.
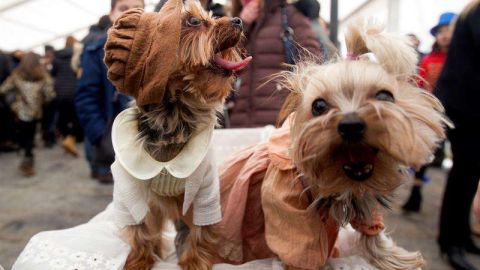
xmin=345 ymin=20 xmax=418 ymax=81
xmin=104 ymin=0 xmax=184 ymax=106
xmin=275 ymin=63 xmax=320 ymax=125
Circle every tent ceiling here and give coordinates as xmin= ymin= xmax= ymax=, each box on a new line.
xmin=0 ymin=0 xmax=357 ymax=53
xmin=1 ymin=0 xmax=469 ymax=54
xmin=0 ymin=0 xmax=158 ymax=52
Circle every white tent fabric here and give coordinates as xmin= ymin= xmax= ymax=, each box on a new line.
xmin=319 ymin=0 xmax=471 ymax=53
xmin=0 ymin=0 xmax=473 ymax=54
xmin=0 ymin=0 xmax=158 ymax=53
xmin=0 ymin=0 xmax=365 ymax=53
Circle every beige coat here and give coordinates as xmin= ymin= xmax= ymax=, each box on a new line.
xmin=110 ymin=107 xmax=221 ymax=227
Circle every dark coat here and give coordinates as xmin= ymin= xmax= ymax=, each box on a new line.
xmin=435 ymin=4 xmax=480 ymax=125
xmin=0 ymin=51 xmax=11 ymax=85
xmin=81 ymin=16 xmax=112 ymax=46
xmin=294 ymin=0 xmax=320 ymax=20
xmin=229 ymin=0 xmax=322 ymax=128
xmin=52 ymin=47 xmax=77 ymax=101
xmin=75 ymin=36 xmax=131 ymax=145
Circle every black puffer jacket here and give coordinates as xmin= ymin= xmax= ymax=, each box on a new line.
xmin=52 ymin=47 xmax=77 ymax=101
xmin=0 ymin=51 xmax=11 ymax=85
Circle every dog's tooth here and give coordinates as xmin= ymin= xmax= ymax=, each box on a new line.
xmin=343 ymin=165 xmax=352 ymax=171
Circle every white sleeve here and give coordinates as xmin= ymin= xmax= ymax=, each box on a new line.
xmin=192 ymin=149 xmax=222 ymax=226
xmin=111 ymin=160 xmax=150 ymax=228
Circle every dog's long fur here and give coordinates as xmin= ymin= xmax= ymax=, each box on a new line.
xmin=273 ymin=20 xmax=450 ymax=270
xmin=123 ymin=1 xmax=245 ymax=269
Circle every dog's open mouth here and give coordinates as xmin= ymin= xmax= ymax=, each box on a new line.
xmin=341 ymin=144 xmax=378 ymax=181
xmin=213 ymin=53 xmax=252 ymax=73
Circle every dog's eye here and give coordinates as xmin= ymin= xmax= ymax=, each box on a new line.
xmin=375 ymin=90 xmax=395 ymax=102
xmin=312 ymin=98 xmax=329 ymax=116
xmin=187 ymin=16 xmax=202 ymax=27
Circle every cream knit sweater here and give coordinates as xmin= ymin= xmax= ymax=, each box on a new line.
xmin=110 ymin=107 xmax=221 ymax=227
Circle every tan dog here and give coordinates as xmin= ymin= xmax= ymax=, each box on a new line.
xmin=216 ymin=21 xmax=449 ymax=270
xmin=103 ymin=0 xmax=251 ymax=269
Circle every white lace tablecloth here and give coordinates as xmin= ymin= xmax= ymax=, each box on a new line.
xmin=212 ymin=126 xmax=275 ymax=164
xmin=12 ymin=205 xmax=377 ymax=270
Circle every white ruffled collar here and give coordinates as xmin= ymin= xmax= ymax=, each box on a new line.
xmin=111 ymin=107 xmax=214 ymax=180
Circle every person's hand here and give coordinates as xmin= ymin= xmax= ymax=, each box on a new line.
xmin=239 ymin=0 xmax=260 ymax=24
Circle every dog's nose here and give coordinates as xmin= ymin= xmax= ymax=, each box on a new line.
xmin=231 ymin=17 xmax=243 ymax=29
xmin=338 ymin=113 xmax=366 ymax=141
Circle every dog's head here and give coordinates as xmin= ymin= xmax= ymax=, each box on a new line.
xmin=279 ymin=21 xmax=450 ymax=223
xmin=105 ymin=0 xmax=251 ymax=151
xmin=174 ymin=0 xmax=250 ymax=102
xmin=105 ymin=0 xmax=250 ymax=106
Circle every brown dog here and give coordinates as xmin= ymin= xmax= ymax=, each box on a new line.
xmin=103 ymin=0 xmax=251 ymax=269
xmin=216 ymin=21 xmax=449 ymax=270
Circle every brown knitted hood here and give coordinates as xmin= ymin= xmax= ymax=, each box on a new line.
xmin=104 ymin=0 xmax=182 ymax=106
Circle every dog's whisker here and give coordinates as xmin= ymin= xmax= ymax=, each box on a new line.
xmin=290 ymin=173 xmax=304 ymax=188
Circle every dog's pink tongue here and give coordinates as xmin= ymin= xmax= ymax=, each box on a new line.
xmin=214 ymin=55 xmax=252 ymax=71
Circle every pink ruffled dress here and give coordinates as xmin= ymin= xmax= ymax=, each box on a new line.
xmin=218 ymin=115 xmax=385 ymax=270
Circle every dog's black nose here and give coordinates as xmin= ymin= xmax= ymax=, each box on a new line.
xmin=231 ymin=17 xmax=243 ymax=29
xmin=338 ymin=113 xmax=366 ymax=141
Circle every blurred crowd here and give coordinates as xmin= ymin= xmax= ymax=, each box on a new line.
xmin=0 ymin=0 xmax=336 ymax=180
xmin=0 ymin=0 xmax=480 ymax=269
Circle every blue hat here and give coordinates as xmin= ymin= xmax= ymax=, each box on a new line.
xmin=430 ymin=12 xmax=456 ymax=36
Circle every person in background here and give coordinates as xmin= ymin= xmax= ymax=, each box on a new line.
xmin=41 ymin=45 xmax=58 ymax=148
xmin=43 ymin=45 xmax=55 ymax=70
xmin=82 ymin=15 xmax=112 ymax=46
xmin=71 ymin=15 xmax=113 ymax=80
xmin=407 ymin=33 xmax=425 ymax=64
xmin=228 ymin=0 xmax=322 ymax=128
xmin=419 ymin=12 xmax=455 ymax=93
xmin=474 ymin=183 xmax=480 ymax=237
xmin=206 ymin=0 xmax=225 ymax=16
xmin=0 ymin=50 xmax=17 ymax=152
xmin=435 ymin=1 xmax=480 ymax=270
xmin=402 ymin=12 xmax=455 ymax=214
xmin=424 ymin=14 xmax=454 ymax=170
xmin=155 ymin=0 xmax=225 ymax=16
xmin=75 ymin=0 xmax=144 ymax=184
xmin=52 ymin=36 xmax=83 ymax=156
xmin=293 ymin=0 xmax=337 ymax=61
xmin=0 ymin=53 xmax=55 ymax=176
xmin=0 ymin=51 xmax=11 ymax=84
xmin=9 ymin=50 xmax=24 ymax=69
xmin=70 ymin=15 xmax=112 ymax=182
